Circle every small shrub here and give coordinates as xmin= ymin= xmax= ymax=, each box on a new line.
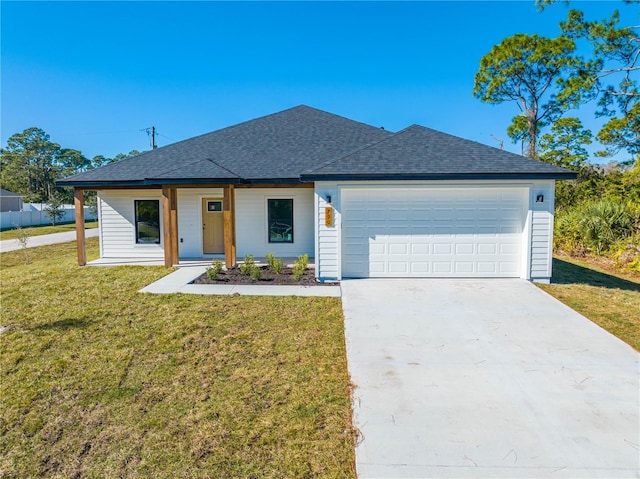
xmin=250 ymin=266 xmax=262 ymax=281
xmin=239 ymin=255 xmax=256 ymax=275
xmin=292 ymin=254 xmax=309 ymax=281
xmin=206 ymin=259 xmax=224 ymax=280
xmin=265 ymin=252 xmax=284 ymax=274
xmin=13 ymin=224 xmax=31 ymax=265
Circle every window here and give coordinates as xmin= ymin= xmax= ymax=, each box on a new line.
xmin=135 ymin=200 xmax=160 ymax=244
xmin=268 ymin=199 xmax=293 ymax=243
xmin=206 ymin=200 xmax=223 ymax=212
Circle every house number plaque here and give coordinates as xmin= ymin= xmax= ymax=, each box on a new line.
xmin=324 ymin=207 xmax=334 ymax=227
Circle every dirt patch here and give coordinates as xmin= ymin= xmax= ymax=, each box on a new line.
xmin=191 ymin=266 xmax=332 ymax=286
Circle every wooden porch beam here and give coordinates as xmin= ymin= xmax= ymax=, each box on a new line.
xmin=74 ymin=188 xmax=86 ymax=266
xmin=223 ymin=185 xmax=236 ymax=269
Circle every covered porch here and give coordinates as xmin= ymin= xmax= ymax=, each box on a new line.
xmin=73 ymin=183 xmax=315 ymax=268
xmin=74 ymin=184 xmax=238 ymax=268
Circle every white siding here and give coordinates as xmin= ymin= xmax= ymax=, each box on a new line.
xmin=235 ymin=188 xmax=314 ymax=258
xmin=176 ymin=188 xmax=224 ymax=258
xmin=315 ymin=183 xmax=340 ymax=280
xmin=98 ymin=190 xmax=164 ymax=259
xmin=314 ymin=180 xmax=557 ymax=282
xmin=529 ymin=181 xmax=555 ymax=282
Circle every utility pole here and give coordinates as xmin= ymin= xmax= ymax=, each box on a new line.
xmin=143 ymin=126 xmax=157 ymax=149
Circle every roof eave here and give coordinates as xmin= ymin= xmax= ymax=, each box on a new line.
xmin=300 ymin=172 xmax=578 ymax=181
xmin=56 ymin=178 xmax=246 ymax=188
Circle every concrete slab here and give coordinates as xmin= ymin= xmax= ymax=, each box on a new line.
xmin=342 ymin=279 xmax=640 ymax=479
xmin=139 ymin=264 xmax=341 ymax=297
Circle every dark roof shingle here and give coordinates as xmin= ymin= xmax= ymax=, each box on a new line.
xmin=59 ymin=105 xmax=392 ymax=186
xmin=59 ymin=106 xmax=576 ymax=187
xmin=301 ymin=125 xmax=575 ymax=180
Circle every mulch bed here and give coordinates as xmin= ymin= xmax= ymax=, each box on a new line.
xmin=191 ymin=266 xmax=332 ymax=286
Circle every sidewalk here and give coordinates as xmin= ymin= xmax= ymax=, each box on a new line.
xmin=139 ymin=264 xmax=342 ymax=297
xmin=0 ymin=228 xmax=99 ymax=253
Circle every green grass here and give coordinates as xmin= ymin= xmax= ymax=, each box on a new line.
xmin=537 ymin=256 xmax=640 ymax=351
xmin=0 ymin=239 xmax=355 ymax=478
xmin=0 ymin=221 xmax=99 ymax=240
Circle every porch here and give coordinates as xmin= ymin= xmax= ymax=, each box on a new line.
xmin=73 ymin=184 xmax=314 ymax=269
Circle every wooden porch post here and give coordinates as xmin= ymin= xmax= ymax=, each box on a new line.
xmin=161 ymin=186 xmax=177 ymax=267
xmin=223 ymin=185 xmax=236 ymax=268
xmin=74 ymin=188 xmax=86 ymax=266
xmin=170 ymin=187 xmax=179 ymax=265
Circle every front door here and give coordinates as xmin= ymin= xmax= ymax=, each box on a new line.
xmin=202 ymin=198 xmax=224 ymax=254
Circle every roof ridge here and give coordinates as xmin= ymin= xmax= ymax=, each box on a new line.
xmin=304 ymin=126 xmax=395 ymax=174
xmin=146 ymin=157 xmax=239 ymax=180
xmin=206 ymin=158 xmax=242 ymax=178
xmin=415 ymin=124 xmax=527 ymax=158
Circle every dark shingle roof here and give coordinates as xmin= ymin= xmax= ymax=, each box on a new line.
xmin=58 ymin=105 xmax=392 ymax=187
xmin=59 ymin=106 xmax=576 ymax=187
xmin=301 ymin=125 xmax=575 ymax=180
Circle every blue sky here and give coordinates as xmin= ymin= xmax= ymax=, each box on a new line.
xmin=1 ymin=1 xmax=637 ymax=162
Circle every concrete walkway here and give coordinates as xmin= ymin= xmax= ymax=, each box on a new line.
xmin=342 ymin=279 xmax=639 ymax=478
xmin=0 ymin=228 xmax=99 ymax=253
xmin=139 ymin=264 xmax=341 ymax=297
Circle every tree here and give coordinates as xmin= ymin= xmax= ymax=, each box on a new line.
xmin=44 ymin=194 xmax=66 ymax=226
xmin=536 ymin=2 xmax=639 ymax=158
xmin=560 ymin=9 xmax=639 ymax=158
xmin=0 ymin=128 xmax=62 ymax=202
xmin=539 ymin=117 xmax=593 ymax=169
xmin=91 ymin=150 xmax=142 ymax=169
xmin=0 ymin=128 xmax=89 ymax=203
xmin=473 ymin=34 xmax=579 ymax=158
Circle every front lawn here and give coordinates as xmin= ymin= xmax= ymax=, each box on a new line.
xmin=0 ymin=221 xmax=99 ymax=240
xmin=0 ymin=239 xmax=355 ymax=478
xmin=537 ymin=256 xmax=640 ymax=351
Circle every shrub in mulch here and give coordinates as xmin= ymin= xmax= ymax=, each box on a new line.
xmin=191 ymin=266 xmax=331 ymax=286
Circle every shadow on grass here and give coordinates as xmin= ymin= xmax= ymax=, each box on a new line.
xmin=35 ymin=317 xmax=94 ymax=330
xmin=551 ymin=257 xmax=640 ymax=292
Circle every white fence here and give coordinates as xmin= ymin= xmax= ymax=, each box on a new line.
xmin=0 ymin=206 xmax=97 ymax=230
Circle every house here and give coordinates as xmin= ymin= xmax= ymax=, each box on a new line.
xmin=58 ymin=105 xmax=576 ymax=283
xmin=0 ymin=189 xmax=24 ymax=212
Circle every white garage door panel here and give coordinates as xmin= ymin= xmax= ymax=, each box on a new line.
xmin=341 ymin=188 xmax=527 ymax=278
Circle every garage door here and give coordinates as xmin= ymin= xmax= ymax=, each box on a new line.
xmin=341 ymin=188 xmax=527 ymax=278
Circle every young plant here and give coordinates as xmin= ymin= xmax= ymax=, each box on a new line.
xmin=239 ymin=254 xmax=256 ymax=275
xmin=44 ymin=194 xmax=66 ymax=226
xmin=14 ymin=224 xmax=31 ymax=265
xmin=292 ymin=254 xmax=309 ymax=281
xmin=206 ymin=259 xmax=224 ymax=280
xmin=265 ymin=252 xmax=284 ymax=274
xmin=250 ymin=266 xmax=262 ymax=281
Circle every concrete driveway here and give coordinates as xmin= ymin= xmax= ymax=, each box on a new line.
xmin=342 ymin=279 xmax=639 ymax=478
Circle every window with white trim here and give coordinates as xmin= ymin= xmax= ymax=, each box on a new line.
xmin=268 ymin=199 xmax=293 ymax=243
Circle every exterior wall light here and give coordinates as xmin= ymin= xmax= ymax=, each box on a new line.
xmin=326 ymin=195 xmax=332 ymax=204
xmin=536 ymin=194 xmax=544 ymax=203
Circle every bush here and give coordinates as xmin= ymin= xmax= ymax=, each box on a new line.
xmin=239 ymin=255 xmax=256 ymax=275
xmin=250 ymin=266 xmax=262 ymax=281
xmin=292 ymin=254 xmax=308 ymax=281
xmin=206 ymin=259 xmax=224 ymax=280
xmin=610 ymin=237 xmax=640 ymax=273
xmin=555 ymin=200 xmax=638 ymax=255
xmin=265 ymin=252 xmax=284 ymax=274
